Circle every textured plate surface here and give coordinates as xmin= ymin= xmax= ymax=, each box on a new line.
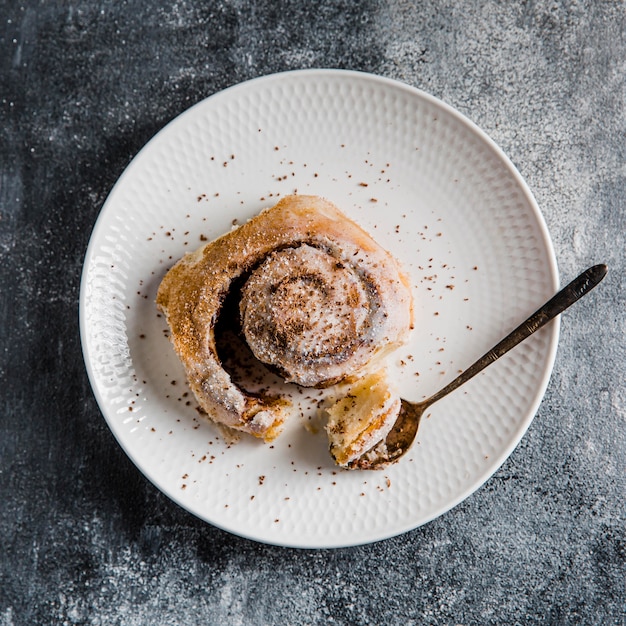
xmin=80 ymin=69 xmax=558 ymax=548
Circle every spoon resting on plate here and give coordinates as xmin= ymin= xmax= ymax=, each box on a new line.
xmin=352 ymin=264 xmax=608 ymax=470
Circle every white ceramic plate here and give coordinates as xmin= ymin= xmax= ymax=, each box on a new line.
xmin=80 ymin=69 xmax=559 ymax=548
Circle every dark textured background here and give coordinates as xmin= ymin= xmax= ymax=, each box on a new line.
xmin=1 ymin=1 xmax=624 ymax=624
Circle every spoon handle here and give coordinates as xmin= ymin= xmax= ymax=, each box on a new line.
xmin=423 ymin=264 xmax=608 ymax=407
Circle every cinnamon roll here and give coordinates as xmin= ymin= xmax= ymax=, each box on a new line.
xmin=156 ymin=195 xmax=413 ymax=456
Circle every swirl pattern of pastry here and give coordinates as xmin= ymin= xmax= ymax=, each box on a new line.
xmin=156 ymin=195 xmax=413 ymax=447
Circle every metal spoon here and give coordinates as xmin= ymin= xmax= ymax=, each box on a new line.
xmin=352 ymin=264 xmax=608 ymax=470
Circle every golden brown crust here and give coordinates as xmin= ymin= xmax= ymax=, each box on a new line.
xmin=156 ymin=195 xmax=413 ymax=442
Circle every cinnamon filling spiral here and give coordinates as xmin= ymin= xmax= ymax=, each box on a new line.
xmin=240 ymin=244 xmax=375 ymax=387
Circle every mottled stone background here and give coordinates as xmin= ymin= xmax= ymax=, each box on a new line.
xmin=1 ymin=1 xmax=624 ymax=624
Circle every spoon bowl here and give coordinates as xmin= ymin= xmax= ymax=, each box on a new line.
xmin=351 ymin=264 xmax=608 ymax=470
